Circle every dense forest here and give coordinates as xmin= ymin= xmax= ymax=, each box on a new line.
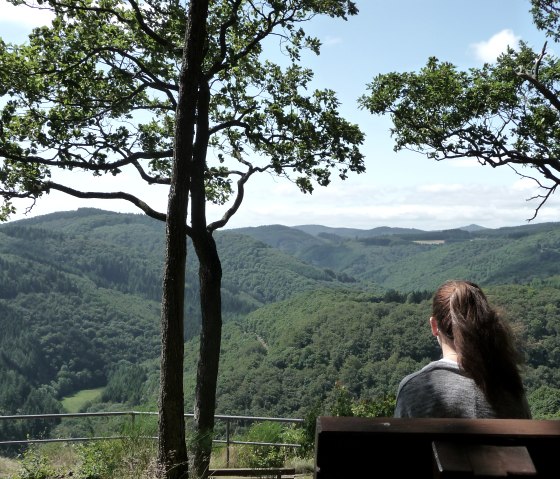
xmin=1 ymin=208 xmax=560 ymax=444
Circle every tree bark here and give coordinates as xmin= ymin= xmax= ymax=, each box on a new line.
xmin=192 ymin=231 xmax=223 ymax=479
xmin=158 ymin=1 xmax=209 ymax=478
xmin=189 ymin=75 xmax=222 ymax=479
xmin=158 ymin=197 xmax=189 ymax=479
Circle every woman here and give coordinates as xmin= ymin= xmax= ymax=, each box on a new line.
xmin=394 ymin=280 xmax=531 ymax=418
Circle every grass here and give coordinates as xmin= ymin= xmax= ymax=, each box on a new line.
xmin=0 ymin=456 xmax=19 ymax=479
xmin=2 ymin=442 xmax=312 ymax=479
xmin=210 ymin=445 xmax=314 ymax=478
xmin=2 ymin=420 xmax=311 ymax=478
xmin=5 ymin=438 xmax=157 ymax=479
xmin=61 ymin=387 xmax=105 ymax=413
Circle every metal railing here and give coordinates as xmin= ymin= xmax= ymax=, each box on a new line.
xmin=0 ymin=411 xmax=304 ymax=466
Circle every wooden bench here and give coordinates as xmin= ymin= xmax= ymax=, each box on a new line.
xmin=314 ymin=417 xmax=560 ymax=478
xmin=208 ymin=467 xmax=296 ymax=478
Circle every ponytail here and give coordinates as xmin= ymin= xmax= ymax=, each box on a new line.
xmin=432 ymin=280 xmax=524 ymax=406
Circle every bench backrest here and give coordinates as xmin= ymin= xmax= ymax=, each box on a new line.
xmin=314 ymin=417 xmax=560 ymax=479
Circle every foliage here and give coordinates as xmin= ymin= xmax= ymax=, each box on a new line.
xmin=101 ymin=362 xmax=147 ymax=406
xmin=14 ymin=446 xmax=58 ymax=479
xmin=527 ymin=385 xmax=560 ymax=418
xmin=0 ymin=209 xmax=369 ymax=421
xmin=18 ymin=422 xmax=158 ymax=479
xmin=3 ymin=211 xmax=560 ymax=441
xmin=75 ymin=441 xmax=123 ymax=479
xmin=198 ymin=281 xmax=560 ymax=419
xmin=322 ymin=382 xmax=395 ymax=418
xmin=298 ymin=402 xmax=322 ymax=458
xmin=531 ymin=0 xmax=560 ymax=41
xmin=0 ymin=0 xmax=365 ymax=224
xmin=294 ymin=383 xmax=395 ymax=456
xmin=74 ymin=431 xmax=156 ymax=479
xmin=237 ymin=422 xmax=287 ymax=469
xmin=1 ymin=0 xmax=365 ymax=473
xmin=238 ymin=220 xmax=560 ymax=291
xmin=349 ymin=395 xmax=396 ymax=418
xmin=359 ymin=2 xmax=560 ymax=217
xmin=206 ymin=288 xmax=434 ymax=417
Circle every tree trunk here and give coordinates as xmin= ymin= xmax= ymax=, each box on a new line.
xmin=188 ymin=69 xmax=221 ymax=478
xmin=158 ymin=1 xmax=209 ymax=478
xmin=192 ymin=232 xmax=223 ymax=479
xmin=158 ymin=200 xmax=189 ymax=479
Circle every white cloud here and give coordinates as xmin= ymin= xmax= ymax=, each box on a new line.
xmin=12 ymin=173 xmax=560 ymax=232
xmin=323 ymin=35 xmax=343 ymax=46
xmin=470 ymin=29 xmax=520 ymax=63
xmin=205 ymin=174 xmax=560 ymax=230
xmin=512 ymin=177 xmax=540 ymax=192
xmin=417 ymin=184 xmax=464 ymax=193
xmin=448 ymin=158 xmax=482 ymax=168
xmin=0 ymin=0 xmax=54 ymax=27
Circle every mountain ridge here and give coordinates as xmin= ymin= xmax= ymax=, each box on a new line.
xmin=2 ymin=208 xmax=560 ymax=421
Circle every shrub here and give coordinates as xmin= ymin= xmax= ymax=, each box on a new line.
xmin=14 ymin=446 xmax=57 ymax=479
xmin=237 ymin=422 xmax=286 ymax=469
xmin=75 ymin=421 xmax=157 ymax=479
xmin=75 ymin=441 xmax=123 ymax=479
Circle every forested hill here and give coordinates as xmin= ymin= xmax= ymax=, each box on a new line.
xmin=233 ymin=221 xmax=560 ymax=290
xmin=198 ymin=282 xmax=560 ymax=417
xmin=0 ymin=208 xmax=368 ymax=425
xmin=2 ymin=208 xmax=560 ymax=428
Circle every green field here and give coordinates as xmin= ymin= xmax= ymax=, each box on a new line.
xmin=61 ymin=387 xmax=105 ymax=413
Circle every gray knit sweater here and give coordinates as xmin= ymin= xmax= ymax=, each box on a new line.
xmin=394 ymin=358 xmax=532 ymax=418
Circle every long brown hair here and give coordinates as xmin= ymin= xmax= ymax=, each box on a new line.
xmin=432 ymin=280 xmax=525 ymax=405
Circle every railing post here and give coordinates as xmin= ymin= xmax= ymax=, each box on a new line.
xmin=226 ymin=418 xmax=231 ymax=467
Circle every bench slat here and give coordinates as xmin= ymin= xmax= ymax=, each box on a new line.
xmin=314 ymin=417 xmax=560 ymax=479
xmin=209 ymin=467 xmax=295 ymax=478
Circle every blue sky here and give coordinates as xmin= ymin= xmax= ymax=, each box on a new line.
xmin=2 ymin=0 xmax=559 ymax=230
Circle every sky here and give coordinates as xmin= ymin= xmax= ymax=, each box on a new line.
xmin=1 ymin=0 xmax=560 ymax=231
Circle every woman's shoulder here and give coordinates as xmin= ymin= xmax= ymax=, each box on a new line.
xmin=395 ymin=359 xmax=471 ymax=418
xmin=398 ymin=359 xmax=461 ymax=390
xmin=411 ymin=358 xmax=460 ymax=377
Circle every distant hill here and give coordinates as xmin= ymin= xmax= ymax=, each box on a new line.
xmin=459 ymin=224 xmax=489 ymax=232
xmin=229 ymin=224 xmax=327 ymax=257
xmin=293 ymin=223 xmax=489 ymax=237
xmin=292 ymin=224 xmax=425 ymax=238
xmin=185 ymin=281 xmax=560 ymax=417
xmin=0 ymin=208 xmax=366 ymax=417
xmin=2 ymin=208 xmax=560 ymax=422
xmin=233 ymin=220 xmax=560 ymax=291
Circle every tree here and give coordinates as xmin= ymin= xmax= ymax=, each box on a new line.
xmin=359 ymin=0 xmax=560 ymax=220
xmin=0 ymin=1 xmax=364 ymax=478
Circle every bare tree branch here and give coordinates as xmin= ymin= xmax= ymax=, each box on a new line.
xmin=45 ymin=180 xmax=166 ymax=221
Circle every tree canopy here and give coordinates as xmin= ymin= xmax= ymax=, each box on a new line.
xmin=0 ymin=2 xmax=365 ymax=477
xmin=359 ymin=0 xmax=560 ymax=219
xmin=0 ymin=0 xmax=364 ymax=225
